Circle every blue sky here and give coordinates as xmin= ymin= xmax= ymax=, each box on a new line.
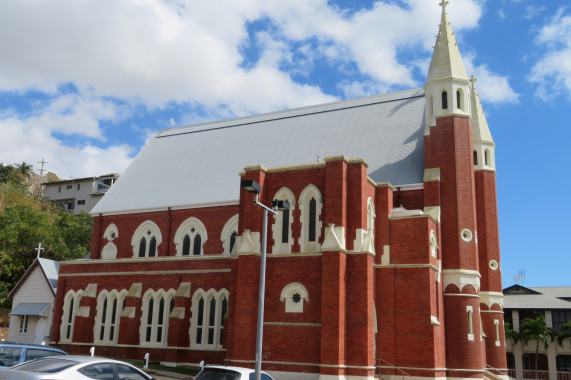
xmin=0 ymin=0 xmax=569 ymax=287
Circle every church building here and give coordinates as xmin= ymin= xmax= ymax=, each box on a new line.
xmin=51 ymin=3 xmax=508 ymax=380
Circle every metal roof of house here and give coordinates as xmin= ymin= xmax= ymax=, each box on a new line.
xmin=9 ymin=303 xmax=50 ymax=316
xmin=503 ymin=285 xmax=571 ymax=310
xmin=92 ymin=88 xmax=426 ymax=215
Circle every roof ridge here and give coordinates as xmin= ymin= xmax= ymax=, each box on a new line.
xmin=157 ymin=88 xmax=425 ymax=138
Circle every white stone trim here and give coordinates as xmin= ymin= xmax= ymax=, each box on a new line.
xmin=139 ymin=288 xmax=176 ymax=348
xmin=174 ymin=217 xmax=207 ymax=256
xmin=272 ymin=187 xmax=296 ymax=254
xmin=321 ymin=224 xmax=346 ymax=251
xmin=131 ymin=220 xmax=162 ymax=258
xmin=221 ymin=214 xmax=239 ymax=254
xmin=101 ymin=242 xmax=117 ymax=259
xmin=442 ymin=269 xmax=480 ymax=293
xmin=94 ymin=288 xmax=128 ymax=345
xmin=299 ymin=184 xmax=323 ymax=253
xmin=190 ymin=288 xmax=229 ymax=351
xmin=480 ymin=291 xmax=504 ymax=309
xmin=59 ymin=289 xmax=83 ymax=343
xmin=280 ymin=282 xmax=309 ymax=313
xmin=103 ymin=223 xmax=118 ymax=241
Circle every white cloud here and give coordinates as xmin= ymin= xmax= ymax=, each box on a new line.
xmin=529 ymin=8 xmax=571 ymax=100
xmin=524 ymin=5 xmax=546 ymax=20
xmin=0 ymin=0 xmax=500 ymax=178
xmin=0 ymin=95 xmax=134 ymax=178
xmin=463 ymin=55 xmax=520 ymax=104
xmin=498 ymin=10 xmax=506 ymax=20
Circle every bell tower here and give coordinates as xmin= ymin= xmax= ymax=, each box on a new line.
xmin=424 ymin=0 xmax=471 ymax=132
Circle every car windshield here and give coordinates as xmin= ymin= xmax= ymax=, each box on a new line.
xmin=195 ymin=368 xmax=241 ymax=380
xmin=12 ymin=357 xmax=79 ymax=373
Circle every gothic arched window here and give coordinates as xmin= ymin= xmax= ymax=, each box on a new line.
xmin=442 ymin=91 xmax=448 ymax=109
xmin=132 ymin=221 xmax=162 ymax=258
xmin=174 ymin=217 xmax=208 ymax=256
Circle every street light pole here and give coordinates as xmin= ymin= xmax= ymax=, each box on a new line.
xmin=241 ymin=180 xmax=289 ymax=380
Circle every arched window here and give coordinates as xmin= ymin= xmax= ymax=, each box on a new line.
xmin=485 ymin=149 xmax=490 ymax=166
xmin=271 ymin=187 xmax=296 ymax=254
xmin=140 ymin=289 xmax=176 ymax=347
xmin=456 ymin=89 xmax=462 ymax=110
xmin=221 ymin=215 xmax=239 ymax=254
xmin=191 ymin=289 xmax=229 ymax=350
xmin=473 ymin=151 xmax=478 ymax=165
xmin=131 ymin=221 xmax=162 ymax=258
xmin=60 ymin=290 xmax=82 ymax=343
xmin=280 ymin=282 xmax=309 ymax=313
xmin=174 ymin=217 xmax=208 ymax=256
xmin=467 ymin=306 xmax=474 ymax=341
xmin=94 ymin=289 xmax=127 ymax=344
xmin=442 ymin=91 xmax=448 ymax=109
xmin=299 ymin=185 xmax=323 ymax=253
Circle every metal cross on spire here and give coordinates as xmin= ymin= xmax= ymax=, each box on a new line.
xmin=439 ymin=0 xmax=449 ymax=13
xmin=35 ymin=243 xmax=45 ymax=258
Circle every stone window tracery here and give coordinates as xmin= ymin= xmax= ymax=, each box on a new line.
xmin=280 ymin=282 xmax=309 ymax=313
xmin=60 ymin=290 xmax=82 ymax=343
xmin=140 ymin=289 xmax=176 ymax=347
xmin=131 ymin=221 xmax=162 ymax=258
xmin=299 ymin=185 xmax=323 ymax=253
xmin=221 ymin=215 xmax=239 ymax=254
xmin=174 ymin=217 xmax=207 ymax=256
xmin=271 ymin=187 xmax=295 ymax=254
xmin=94 ymin=289 xmax=127 ymax=344
xmin=190 ymin=288 xmax=229 ymax=350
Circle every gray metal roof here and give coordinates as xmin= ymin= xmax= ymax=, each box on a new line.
xmin=9 ymin=303 xmax=50 ymax=316
xmin=504 ymin=286 xmax=571 ymax=310
xmin=92 ymin=88 xmax=426 ymax=215
xmin=38 ymin=258 xmax=59 ymax=292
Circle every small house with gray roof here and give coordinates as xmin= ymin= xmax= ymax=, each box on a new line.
xmin=8 ymin=258 xmax=59 ymax=344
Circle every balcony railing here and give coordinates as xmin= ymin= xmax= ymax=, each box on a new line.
xmin=523 ymin=369 xmax=549 ymax=379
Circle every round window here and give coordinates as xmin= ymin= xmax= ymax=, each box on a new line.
xmin=461 ymin=229 xmax=473 ymax=242
xmin=489 ymin=260 xmax=499 ymax=270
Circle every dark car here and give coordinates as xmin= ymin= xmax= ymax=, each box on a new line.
xmin=0 ymin=342 xmax=67 ymax=368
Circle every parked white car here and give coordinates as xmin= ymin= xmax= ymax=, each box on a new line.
xmin=0 ymin=355 xmax=156 ymax=380
xmin=194 ymin=365 xmax=274 ymax=380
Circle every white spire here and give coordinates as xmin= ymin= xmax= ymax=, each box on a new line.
xmin=470 ymin=76 xmax=494 ymax=147
xmin=470 ymin=75 xmax=496 ymax=171
xmin=426 ymin=1 xmax=468 ymax=85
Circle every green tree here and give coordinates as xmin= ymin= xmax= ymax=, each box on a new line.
xmin=0 ymin=184 xmax=92 ymax=307
xmin=13 ymin=161 xmax=33 ymax=180
xmin=0 ymin=164 xmax=15 ymax=184
xmin=558 ymin=321 xmax=571 ymax=346
xmin=517 ymin=316 xmax=556 ymax=380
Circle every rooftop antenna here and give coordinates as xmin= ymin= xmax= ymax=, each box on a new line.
xmin=170 ymin=118 xmax=175 ymax=128
xmin=37 ymin=158 xmax=48 ymax=176
xmin=518 ymin=269 xmax=525 ymax=285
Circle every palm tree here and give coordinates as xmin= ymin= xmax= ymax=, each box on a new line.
xmin=14 ymin=161 xmax=33 ymax=180
xmin=518 ymin=316 xmax=556 ymax=380
xmin=557 ymin=322 xmax=571 ymax=378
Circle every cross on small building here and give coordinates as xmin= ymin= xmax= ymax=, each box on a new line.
xmin=35 ymin=243 xmax=45 ymax=258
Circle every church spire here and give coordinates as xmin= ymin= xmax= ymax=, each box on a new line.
xmin=470 ymin=75 xmax=496 ymax=171
xmin=426 ymin=1 xmax=468 ymax=85
xmin=424 ymin=0 xmax=471 ymax=130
